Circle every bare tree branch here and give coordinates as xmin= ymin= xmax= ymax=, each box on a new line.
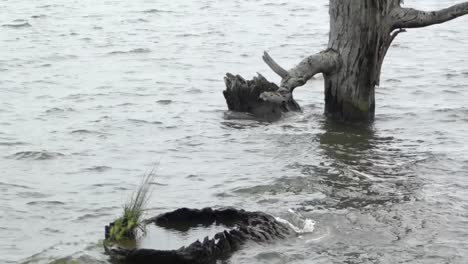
xmin=392 ymin=2 xmax=468 ymax=29
xmin=262 ymin=52 xmax=288 ymax=79
xmin=263 ymin=50 xmax=340 ymax=92
xmin=259 ymin=50 xmax=340 ymax=105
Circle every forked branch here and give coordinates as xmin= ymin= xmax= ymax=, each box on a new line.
xmin=392 ymin=2 xmax=468 ymax=29
xmin=262 ymin=50 xmax=340 ymax=92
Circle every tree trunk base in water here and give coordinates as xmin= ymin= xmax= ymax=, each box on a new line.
xmin=104 ymin=208 xmax=296 ymax=264
xmin=223 ymin=73 xmax=300 ymax=121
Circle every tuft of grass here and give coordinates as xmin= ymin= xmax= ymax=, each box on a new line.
xmin=106 ymin=169 xmax=157 ymax=245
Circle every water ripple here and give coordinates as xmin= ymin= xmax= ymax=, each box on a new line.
xmin=106 ymin=48 xmax=151 ymax=55
xmin=8 ymin=151 xmax=65 ymax=160
xmin=2 ymin=22 xmax=31 ymax=28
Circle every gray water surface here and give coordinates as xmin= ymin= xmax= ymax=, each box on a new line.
xmin=1 ymin=0 xmax=468 ymax=263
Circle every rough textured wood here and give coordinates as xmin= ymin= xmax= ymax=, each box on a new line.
xmin=324 ymin=0 xmax=400 ymax=121
xmin=263 ymin=50 xmax=340 ymax=93
xmin=324 ymin=0 xmax=468 ymax=121
xmin=392 ymin=3 xmax=468 ymax=29
xmin=223 ymin=73 xmax=300 ymax=121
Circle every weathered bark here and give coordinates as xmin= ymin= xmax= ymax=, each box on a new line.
xmin=392 ymin=2 xmax=468 ymax=29
xmin=224 ymin=0 xmax=468 ymax=122
xmin=324 ymin=0 xmax=402 ymax=121
xmin=263 ymin=50 xmax=341 ymax=94
xmin=223 ymin=73 xmax=300 ymax=121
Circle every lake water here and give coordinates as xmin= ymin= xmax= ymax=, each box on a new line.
xmin=1 ymin=0 xmax=468 ymax=263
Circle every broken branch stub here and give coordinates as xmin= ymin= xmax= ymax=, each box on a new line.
xmin=262 ymin=51 xmax=288 ymax=79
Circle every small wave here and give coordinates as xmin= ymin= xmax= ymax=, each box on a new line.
xmin=107 ymin=48 xmax=151 ymax=55
xmin=0 ymin=181 xmax=30 ymax=189
xmin=156 ymin=99 xmax=172 ymax=105
xmin=17 ymin=191 xmax=51 ymax=199
xmin=85 ymin=166 xmax=111 ymax=172
xmin=70 ymin=129 xmax=108 ymax=137
xmin=41 ymin=54 xmax=77 ymax=61
xmin=41 ymin=227 xmax=63 ymax=234
xmin=385 ymin=78 xmax=402 ymax=83
xmin=27 ymin=201 xmax=65 ymax=206
xmin=123 ymin=18 xmax=149 ymax=23
xmin=441 ymin=89 xmax=459 ymax=94
xmin=8 ymin=151 xmax=65 ymax=160
xmin=221 ymin=120 xmax=266 ymax=129
xmin=264 ymin=2 xmax=287 ymax=6
xmin=117 ymin=102 xmax=135 ymax=106
xmin=142 ymin=8 xmax=175 ymax=14
xmin=128 ymin=48 xmax=151 ymax=53
xmin=45 ymin=107 xmax=74 ymax=114
xmin=36 ymin=63 xmax=52 ymax=68
xmin=31 ymin=15 xmax=46 ymax=19
xmin=63 ymin=93 xmax=98 ymax=100
xmin=214 ymin=192 xmax=234 ymax=198
xmin=432 ymin=107 xmax=468 ymax=115
xmin=2 ymin=22 xmax=31 ymax=28
xmin=0 ymin=141 xmax=28 ymax=146
xmin=187 ymin=88 xmax=202 ymax=94
xmin=71 ymin=129 xmax=106 ymax=135
xmin=175 ymin=33 xmax=199 ymax=38
xmin=74 ymin=212 xmax=112 ymax=222
xmin=90 ymin=183 xmax=117 ymax=187
xmin=128 ymin=119 xmax=163 ymax=125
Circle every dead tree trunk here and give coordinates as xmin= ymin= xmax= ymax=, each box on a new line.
xmin=225 ymin=0 xmax=468 ymax=122
xmin=324 ymin=0 xmax=401 ymax=121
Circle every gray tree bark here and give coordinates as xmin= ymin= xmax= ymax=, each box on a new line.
xmin=261 ymin=0 xmax=468 ymax=122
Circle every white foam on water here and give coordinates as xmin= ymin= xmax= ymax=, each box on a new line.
xmin=275 ymin=216 xmax=316 ymax=234
xmin=275 ymin=209 xmax=316 ymax=234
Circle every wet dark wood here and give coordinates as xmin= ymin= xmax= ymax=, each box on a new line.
xmin=223 ymin=73 xmax=300 ymax=122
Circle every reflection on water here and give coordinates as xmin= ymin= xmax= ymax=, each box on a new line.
xmin=233 ymin=118 xmax=424 ymax=209
xmin=309 ymin=119 xmax=424 ymax=209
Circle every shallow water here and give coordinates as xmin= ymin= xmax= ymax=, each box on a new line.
xmin=1 ymin=0 xmax=468 ymax=263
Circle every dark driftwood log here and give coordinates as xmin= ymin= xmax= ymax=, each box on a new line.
xmin=223 ymin=73 xmax=300 ymax=121
xmin=104 ymin=208 xmax=296 ymax=264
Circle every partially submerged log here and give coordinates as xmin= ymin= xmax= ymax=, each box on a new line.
xmin=223 ymin=73 xmax=300 ymax=121
xmin=104 ymin=207 xmax=296 ymax=264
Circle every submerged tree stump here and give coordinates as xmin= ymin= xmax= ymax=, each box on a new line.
xmin=223 ymin=73 xmax=300 ymax=121
xmin=104 ymin=208 xmax=296 ymax=264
